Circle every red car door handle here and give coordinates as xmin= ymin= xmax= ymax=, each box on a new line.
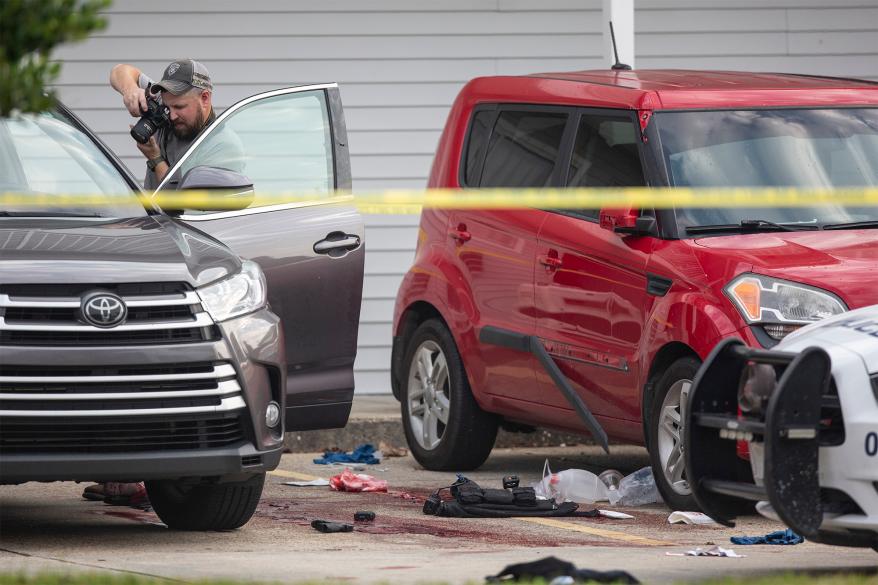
xmin=539 ymin=255 xmax=562 ymax=269
xmin=449 ymin=228 xmax=471 ymax=242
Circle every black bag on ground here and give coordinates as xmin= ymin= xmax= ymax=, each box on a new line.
xmin=423 ymin=476 xmax=598 ymax=519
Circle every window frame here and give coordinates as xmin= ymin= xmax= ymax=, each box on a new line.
xmin=155 ymin=84 xmax=350 ymax=220
xmin=553 ymin=106 xmax=650 ymax=224
xmin=458 ymin=103 xmax=578 ymax=189
xmin=456 ymin=102 xmax=677 ymax=237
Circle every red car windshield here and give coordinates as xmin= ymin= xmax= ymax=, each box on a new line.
xmin=654 ymin=108 xmax=878 ymax=231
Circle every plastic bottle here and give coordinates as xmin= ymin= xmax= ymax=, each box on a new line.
xmin=547 ymin=468 xmax=610 ymax=504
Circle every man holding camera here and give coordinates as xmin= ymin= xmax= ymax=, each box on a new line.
xmin=110 ymin=59 xmax=241 ymax=190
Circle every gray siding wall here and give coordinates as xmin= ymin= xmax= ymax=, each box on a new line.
xmin=53 ymin=0 xmax=878 ymax=393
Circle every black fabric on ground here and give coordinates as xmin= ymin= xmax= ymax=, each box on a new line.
xmin=487 ymin=556 xmax=640 ymax=584
xmin=426 ymin=477 xmax=599 ymax=518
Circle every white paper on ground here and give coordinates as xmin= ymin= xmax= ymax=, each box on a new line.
xmin=282 ymin=478 xmax=330 ymax=487
xmin=666 ymin=546 xmax=745 ymax=558
xmin=598 ymin=510 xmax=635 ymax=519
xmin=667 ymin=511 xmax=719 ymax=525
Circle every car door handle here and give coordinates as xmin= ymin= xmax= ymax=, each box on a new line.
xmin=539 ymin=255 xmax=562 ymax=269
xmin=314 ymin=234 xmax=361 ymax=254
xmin=449 ymin=228 xmax=471 ymax=243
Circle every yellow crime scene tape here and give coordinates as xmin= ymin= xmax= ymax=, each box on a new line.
xmin=2 ymin=187 xmax=878 ymax=214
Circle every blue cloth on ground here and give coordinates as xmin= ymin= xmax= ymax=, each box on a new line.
xmin=313 ymin=443 xmax=380 ymax=465
xmin=730 ymin=528 xmax=804 ymax=545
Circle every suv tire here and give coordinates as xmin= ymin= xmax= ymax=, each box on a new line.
xmin=146 ymin=473 xmax=265 ymax=530
xmin=648 ymin=357 xmax=700 ymax=511
xmin=401 ymin=319 xmax=498 ymax=470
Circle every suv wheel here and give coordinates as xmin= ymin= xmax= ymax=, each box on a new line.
xmin=648 ymin=357 xmax=699 ymax=511
xmin=146 ymin=473 xmax=265 ymax=530
xmin=401 ymin=319 xmax=498 ymax=470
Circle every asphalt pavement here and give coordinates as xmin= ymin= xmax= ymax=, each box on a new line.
xmin=2 ymin=440 xmax=877 ymax=584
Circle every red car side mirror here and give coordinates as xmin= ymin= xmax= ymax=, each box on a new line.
xmin=599 ymin=207 xmax=639 ymax=232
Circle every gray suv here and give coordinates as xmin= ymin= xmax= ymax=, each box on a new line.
xmin=0 ymin=84 xmax=364 ymax=530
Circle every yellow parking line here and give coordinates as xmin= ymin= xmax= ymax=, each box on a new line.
xmin=518 ymin=517 xmax=674 ymax=547
xmin=268 ymin=469 xmax=322 ymax=481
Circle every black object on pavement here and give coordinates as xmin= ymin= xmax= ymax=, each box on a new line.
xmin=354 ymin=511 xmax=376 ymax=522
xmin=486 ymin=556 xmax=640 ymax=584
xmin=423 ymin=476 xmax=599 ymax=519
xmin=311 ymin=519 xmax=354 ymax=533
xmin=502 ymin=475 xmax=520 ymax=489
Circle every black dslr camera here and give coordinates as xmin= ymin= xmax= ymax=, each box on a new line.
xmin=130 ymin=94 xmax=170 ymax=144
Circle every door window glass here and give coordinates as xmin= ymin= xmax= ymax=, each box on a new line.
xmin=565 ymin=112 xmax=645 ymax=219
xmin=480 ymin=111 xmax=567 ymax=187
xmin=463 ymin=110 xmax=493 ymax=186
xmin=178 ymin=90 xmax=334 ymax=206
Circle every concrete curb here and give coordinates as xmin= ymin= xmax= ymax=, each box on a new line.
xmin=284 ymin=421 xmax=591 ymax=453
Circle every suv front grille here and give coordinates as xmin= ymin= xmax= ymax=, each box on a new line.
xmin=0 ymin=361 xmax=243 ymax=417
xmin=0 ymin=413 xmax=246 ymax=453
xmin=0 ymin=282 xmax=218 ymax=346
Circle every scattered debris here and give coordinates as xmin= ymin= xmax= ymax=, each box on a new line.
xmin=425 ymin=475 xmax=599 ymax=518
xmin=666 ymin=546 xmax=745 ymax=558
xmin=598 ymin=469 xmax=624 ymax=491
xmin=531 ymin=459 xmax=609 ymax=503
xmin=282 ymin=478 xmax=330 ymax=487
xmin=607 ymin=467 xmax=661 ymax=506
xmin=378 ymin=441 xmax=408 ymax=458
xmin=314 ymin=443 xmax=381 ymax=465
xmin=730 ymin=528 xmax=804 ymax=545
xmin=329 ymin=469 xmax=388 ymax=492
xmin=311 ymin=519 xmax=353 ymax=533
xmin=486 ymin=556 xmax=640 ymax=584
xmin=354 ymin=511 xmax=376 ymax=522
xmin=667 ymin=511 xmax=719 ymax=525
xmin=598 ymin=510 xmax=634 ymax=520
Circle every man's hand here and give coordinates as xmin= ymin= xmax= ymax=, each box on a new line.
xmin=123 ymin=87 xmax=148 ymax=117
xmin=135 ymin=132 xmax=161 ymax=160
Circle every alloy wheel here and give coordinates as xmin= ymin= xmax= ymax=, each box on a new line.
xmin=406 ymin=340 xmax=451 ymax=450
xmin=656 ymin=378 xmax=692 ymax=496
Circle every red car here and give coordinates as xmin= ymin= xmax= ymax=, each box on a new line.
xmin=391 ymin=69 xmax=878 ymax=510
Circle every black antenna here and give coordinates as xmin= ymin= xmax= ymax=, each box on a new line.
xmin=609 ymin=21 xmax=632 ymax=71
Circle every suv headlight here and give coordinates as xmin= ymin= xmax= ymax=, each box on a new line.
xmin=725 ymin=273 xmax=847 ymax=341
xmin=198 ymin=260 xmax=267 ymax=322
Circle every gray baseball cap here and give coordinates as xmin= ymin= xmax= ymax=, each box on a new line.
xmin=152 ymin=59 xmax=212 ymax=95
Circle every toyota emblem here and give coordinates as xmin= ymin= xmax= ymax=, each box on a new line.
xmin=81 ymin=292 xmax=127 ymax=328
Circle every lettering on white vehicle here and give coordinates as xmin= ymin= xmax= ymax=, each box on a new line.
xmin=866 ymin=432 xmax=878 ymax=457
xmin=822 ymin=317 xmax=878 ymax=338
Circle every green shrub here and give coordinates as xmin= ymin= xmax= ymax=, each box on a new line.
xmin=0 ymin=0 xmax=110 ymax=116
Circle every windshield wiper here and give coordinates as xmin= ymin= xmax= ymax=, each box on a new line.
xmin=0 ymin=211 xmax=103 ymax=218
xmin=823 ymin=220 xmax=878 ymax=231
xmin=686 ymin=219 xmax=819 ymax=235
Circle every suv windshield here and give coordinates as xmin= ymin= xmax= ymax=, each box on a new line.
xmin=654 ymin=108 xmax=878 ymax=232
xmin=0 ymin=110 xmax=145 ymax=218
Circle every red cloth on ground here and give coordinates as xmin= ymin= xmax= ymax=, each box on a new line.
xmin=329 ymin=469 xmax=388 ymax=492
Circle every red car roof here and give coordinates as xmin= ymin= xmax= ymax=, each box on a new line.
xmin=461 ymin=69 xmax=878 ymax=110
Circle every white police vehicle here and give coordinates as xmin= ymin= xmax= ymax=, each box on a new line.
xmin=686 ymin=306 xmax=878 ymax=551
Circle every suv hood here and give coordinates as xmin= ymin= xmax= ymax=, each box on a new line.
xmin=694 ymin=231 xmax=878 ymax=309
xmin=0 ymin=216 xmax=239 ymax=287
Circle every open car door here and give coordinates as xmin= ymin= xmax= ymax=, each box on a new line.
xmin=156 ymin=84 xmax=364 ymax=431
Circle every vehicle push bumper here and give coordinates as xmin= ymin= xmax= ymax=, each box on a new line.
xmin=685 ymin=338 xmax=839 ymax=539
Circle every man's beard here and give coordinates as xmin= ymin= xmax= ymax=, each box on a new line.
xmin=172 ymin=109 xmax=205 ymax=140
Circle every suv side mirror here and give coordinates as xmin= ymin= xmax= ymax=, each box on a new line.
xmin=599 ymin=207 xmax=656 ymax=236
xmin=169 ymin=166 xmax=255 ymax=213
